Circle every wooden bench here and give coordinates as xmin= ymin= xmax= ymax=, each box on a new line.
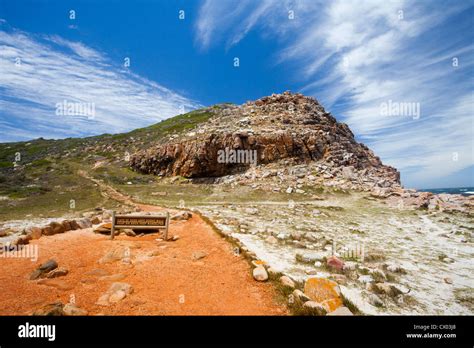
xmin=110 ymin=211 xmax=169 ymax=240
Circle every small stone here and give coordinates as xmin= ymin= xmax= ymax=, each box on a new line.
xmin=280 ymin=275 xmax=295 ymax=289
xmin=369 ymin=294 xmax=384 ymax=307
xmin=63 ymin=303 xmax=88 ymax=316
xmin=303 ymin=301 xmax=327 ymax=316
xmin=171 ymin=211 xmax=192 ymax=221
xmin=192 ymin=250 xmax=208 ymax=261
xmin=96 ymin=294 xmax=110 ymax=306
xmin=109 ymin=290 xmax=127 ymax=303
xmin=326 ymin=255 xmax=344 ymax=271
xmin=293 ymin=289 xmax=311 ymax=304
xmin=122 ymin=229 xmax=136 ymax=237
xmin=329 ymin=274 xmax=347 ymax=285
xmin=171 ymin=235 xmax=180 ymax=241
xmin=49 ymin=221 xmax=65 ymax=235
xmin=91 ymin=216 xmax=101 ymax=225
xmin=442 ymin=257 xmax=454 ymax=264
xmin=444 ymin=277 xmax=453 ymax=284
xmin=30 ymin=259 xmax=58 ymax=280
xmin=76 ymin=218 xmax=92 ymax=229
xmin=373 ymin=283 xmax=402 ymax=297
xmin=252 ymin=266 xmax=268 ymax=282
xmin=97 ymin=282 xmax=133 ymax=305
xmin=33 ymin=302 xmax=64 ymax=316
xmin=386 ymin=264 xmax=405 ymax=274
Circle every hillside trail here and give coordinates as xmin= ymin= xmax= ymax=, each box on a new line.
xmin=0 ymin=171 xmax=287 ymax=315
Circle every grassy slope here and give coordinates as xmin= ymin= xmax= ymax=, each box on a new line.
xmin=0 ymin=108 xmax=215 ymax=220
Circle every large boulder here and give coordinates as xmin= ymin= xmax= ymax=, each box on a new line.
xmin=303 ymin=277 xmax=343 ymax=312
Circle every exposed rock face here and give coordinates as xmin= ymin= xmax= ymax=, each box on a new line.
xmin=130 ymin=92 xmax=400 ymax=189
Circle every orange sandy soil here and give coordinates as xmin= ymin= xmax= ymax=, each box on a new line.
xmin=0 ymin=204 xmax=287 ymax=315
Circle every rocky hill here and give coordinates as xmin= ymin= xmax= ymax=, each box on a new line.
xmin=130 ymin=92 xmax=400 ymax=191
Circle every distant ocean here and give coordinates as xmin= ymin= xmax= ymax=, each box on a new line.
xmin=418 ymin=187 xmax=474 ymax=196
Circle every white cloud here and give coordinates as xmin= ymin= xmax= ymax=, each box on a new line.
xmin=194 ymin=0 xmax=474 ymax=187
xmin=0 ymin=29 xmax=201 ymax=142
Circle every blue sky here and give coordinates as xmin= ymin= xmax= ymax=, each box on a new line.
xmin=0 ymin=0 xmax=473 ymax=189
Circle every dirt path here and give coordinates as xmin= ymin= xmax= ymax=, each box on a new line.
xmin=0 ymin=172 xmax=287 ymax=315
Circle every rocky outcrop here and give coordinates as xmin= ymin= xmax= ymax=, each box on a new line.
xmin=130 ymin=92 xmax=400 ymax=189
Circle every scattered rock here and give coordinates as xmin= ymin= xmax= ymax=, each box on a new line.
xmin=96 ymin=282 xmax=134 ymax=306
xmin=69 ymin=220 xmax=81 ymax=230
xmin=122 ymin=229 xmax=136 ymax=237
xmin=25 ymin=226 xmax=42 ymax=240
xmin=302 ymin=301 xmax=327 ymax=316
xmin=41 ymin=226 xmax=53 ymax=236
xmin=369 ymin=293 xmax=384 ymax=307
xmin=444 ymin=277 xmax=453 ymax=284
xmin=280 ymin=275 xmax=295 ymax=289
xmin=94 ymin=223 xmax=112 ymax=234
xmin=442 ymin=257 xmax=454 ymax=264
xmin=326 ymin=255 xmax=344 ymax=271
xmin=30 ymin=259 xmax=58 ymax=280
xmin=91 ymin=216 xmax=101 ymax=225
xmin=385 ymin=264 xmax=406 ymax=274
xmin=293 ymin=289 xmax=311 ymax=304
xmin=33 ymin=302 xmax=64 ymax=316
xmin=171 ymin=211 xmax=192 ymax=221
xmin=171 ymin=235 xmax=180 ymax=241
xmin=329 ymin=274 xmax=347 ymax=285
xmin=63 ymin=303 xmax=88 ymax=316
xmin=373 ymin=283 xmax=403 ymax=297
xmin=76 ymin=218 xmax=92 ymax=229
xmin=252 ymin=266 xmax=268 ymax=282
xmin=191 ymin=250 xmax=208 ymax=261
xmin=49 ymin=221 xmax=65 ymax=235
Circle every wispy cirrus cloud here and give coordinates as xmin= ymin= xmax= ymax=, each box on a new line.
xmin=195 ymin=0 xmax=474 ymax=188
xmin=0 ymin=26 xmax=201 ymax=142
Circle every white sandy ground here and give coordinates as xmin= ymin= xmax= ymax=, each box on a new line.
xmin=197 ymin=196 xmax=473 ymax=315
